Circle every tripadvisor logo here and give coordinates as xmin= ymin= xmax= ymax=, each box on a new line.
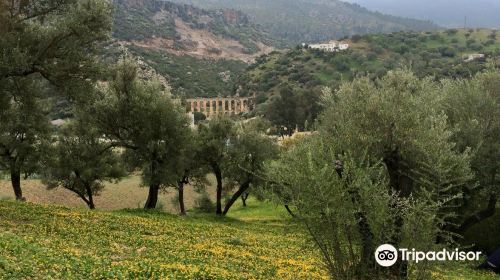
xmin=374 ymin=244 xmax=482 ymax=267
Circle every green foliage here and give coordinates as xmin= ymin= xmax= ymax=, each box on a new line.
xmin=0 ymin=77 xmax=52 ymax=200
xmin=264 ymin=85 xmax=322 ymax=134
xmin=41 ymin=120 xmax=126 ymax=209
xmin=320 ymin=71 xmax=473 ymax=224
xmin=266 ymin=136 xmax=443 ymax=279
xmin=462 ymin=208 xmax=500 ymax=254
xmin=439 ymin=71 xmax=500 ymax=244
xmin=129 ymin=46 xmax=247 ymax=97
xmin=222 ymin=126 xmax=279 ymax=214
xmin=112 ymin=1 xmax=176 ymax=41
xmin=266 ymin=70 xmax=475 ymax=278
xmin=92 ymin=60 xmax=191 ymax=208
xmin=240 ymin=29 xmax=500 ymax=106
xmin=193 ymin=112 xmax=206 ymax=123
xmin=194 ymin=191 xmax=216 ymax=213
xmin=0 ymin=0 xmax=112 ymax=99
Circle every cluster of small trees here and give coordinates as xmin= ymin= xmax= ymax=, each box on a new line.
xmin=0 ymin=0 xmax=277 ymax=216
xmin=264 ymin=69 xmax=499 ymax=279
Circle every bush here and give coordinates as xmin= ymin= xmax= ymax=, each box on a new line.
xmin=194 ymin=192 xmax=215 ymax=213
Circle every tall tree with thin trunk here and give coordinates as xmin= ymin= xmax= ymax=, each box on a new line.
xmin=222 ymin=129 xmax=278 ymax=215
xmin=167 ymin=130 xmax=208 ymax=215
xmin=0 ymin=78 xmax=50 ymax=201
xmin=93 ymin=60 xmax=190 ymax=209
xmin=197 ymin=116 xmax=235 ymax=215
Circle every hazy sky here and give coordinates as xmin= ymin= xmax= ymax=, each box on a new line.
xmin=342 ymin=0 xmax=500 ymax=28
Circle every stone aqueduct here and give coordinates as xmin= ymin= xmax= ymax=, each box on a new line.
xmin=186 ymin=95 xmax=255 ymax=118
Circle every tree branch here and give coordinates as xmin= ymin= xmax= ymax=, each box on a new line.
xmin=457 ymin=193 xmax=498 ymax=234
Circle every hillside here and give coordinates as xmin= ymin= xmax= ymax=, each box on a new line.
xmin=0 ymin=200 xmax=325 ymax=279
xmin=343 ymin=0 xmax=500 ymax=28
xmin=167 ymin=0 xmax=439 ymax=44
xmin=238 ymin=28 xmax=500 ymax=109
xmin=111 ymin=0 xmax=280 ymax=97
xmin=113 ymin=0 xmax=280 ymax=58
xmin=1 ymin=201 xmax=498 ymax=279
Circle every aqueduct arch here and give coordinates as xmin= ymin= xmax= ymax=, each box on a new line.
xmin=186 ymin=95 xmax=255 ymax=118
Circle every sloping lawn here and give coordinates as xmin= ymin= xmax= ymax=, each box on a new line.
xmin=0 ymin=201 xmax=497 ymax=279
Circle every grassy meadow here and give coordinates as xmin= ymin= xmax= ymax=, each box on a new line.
xmin=0 ymin=182 xmax=498 ymax=279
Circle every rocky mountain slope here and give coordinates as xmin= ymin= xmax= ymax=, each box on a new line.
xmin=110 ymin=0 xmax=284 ymax=97
xmin=113 ymin=0 xmax=280 ymax=62
xmin=168 ymin=0 xmax=439 ymax=44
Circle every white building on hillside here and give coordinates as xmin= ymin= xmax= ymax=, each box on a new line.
xmin=463 ymin=53 xmax=485 ymax=62
xmin=306 ymin=40 xmax=349 ymax=52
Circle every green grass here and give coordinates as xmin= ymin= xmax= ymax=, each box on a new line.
xmin=0 ymin=200 xmax=498 ymax=279
xmin=0 ymin=200 xmax=326 ymax=279
xmin=225 ymin=197 xmax=289 ymax=221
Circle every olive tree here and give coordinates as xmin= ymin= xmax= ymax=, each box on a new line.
xmin=222 ymin=126 xmax=279 ymax=215
xmin=440 ymin=71 xmax=499 ymax=236
xmin=266 ymin=137 xmax=399 ymax=279
xmin=266 ymin=70 xmax=473 ymax=279
xmin=93 ymin=60 xmax=191 ymax=209
xmin=167 ymin=130 xmax=208 ymax=215
xmin=197 ymin=116 xmax=236 ymax=215
xmin=42 ymin=120 xmax=125 ymax=209
xmin=0 ymin=0 xmax=112 ymax=94
xmin=0 ymin=0 xmax=112 ymax=200
xmin=0 ymin=78 xmax=51 ymax=200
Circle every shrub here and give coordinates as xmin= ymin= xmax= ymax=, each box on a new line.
xmin=194 ymin=192 xmax=215 ymax=213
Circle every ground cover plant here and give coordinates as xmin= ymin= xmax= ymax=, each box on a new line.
xmin=0 ymin=200 xmax=497 ymax=279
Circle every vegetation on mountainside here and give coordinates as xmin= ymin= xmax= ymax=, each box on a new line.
xmin=239 ymin=29 xmax=500 ymax=110
xmin=113 ymin=0 xmax=282 ymax=52
xmin=169 ymin=0 xmax=438 ymax=45
xmin=128 ymin=46 xmax=247 ymax=97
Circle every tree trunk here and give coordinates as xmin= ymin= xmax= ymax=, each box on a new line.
xmin=284 ymin=205 xmax=296 ymax=217
xmin=85 ymin=184 xmax=95 ymax=210
xmin=222 ymin=181 xmax=250 ymax=215
xmin=212 ymin=164 xmax=223 ymax=215
xmin=335 ymin=161 xmax=374 ymax=269
xmin=456 ymin=193 xmax=497 ymax=234
xmin=241 ymin=193 xmax=249 ymax=207
xmin=178 ymin=181 xmax=186 ymax=215
xmin=383 ymin=150 xmax=413 ymax=278
xmin=10 ymin=167 xmax=24 ymax=201
xmin=144 ymin=184 xmax=160 ymax=209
